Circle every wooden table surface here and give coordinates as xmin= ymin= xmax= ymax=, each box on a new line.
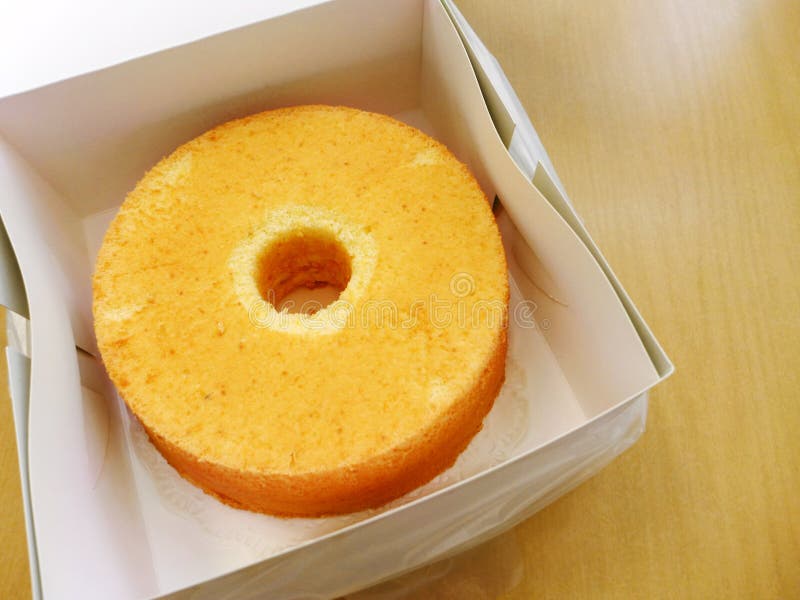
xmin=2 ymin=0 xmax=799 ymax=598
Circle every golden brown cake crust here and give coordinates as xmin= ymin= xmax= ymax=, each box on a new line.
xmin=94 ymin=105 xmax=509 ymax=517
xmin=144 ymin=330 xmax=506 ymax=517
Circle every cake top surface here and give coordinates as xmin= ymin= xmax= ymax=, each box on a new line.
xmin=93 ymin=105 xmax=508 ymax=475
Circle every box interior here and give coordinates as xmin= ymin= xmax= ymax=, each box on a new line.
xmin=0 ymin=0 xmax=661 ymax=597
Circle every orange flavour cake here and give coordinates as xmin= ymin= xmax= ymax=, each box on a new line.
xmin=93 ymin=105 xmax=509 ymax=517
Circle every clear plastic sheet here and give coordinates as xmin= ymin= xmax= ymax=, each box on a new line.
xmin=346 ymin=528 xmax=527 ymax=599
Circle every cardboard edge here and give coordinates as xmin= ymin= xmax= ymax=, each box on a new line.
xmin=442 ymin=0 xmax=674 ymax=381
xmin=428 ymin=1 xmax=662 ymax=404
xmin=0 ymin=216 xmax=29 ymax=318
xmin=531 ymin=166 xmax=675 ymax=380
xmin=0 ymin=2 xmax=335 ymax=101
xmin=439 ymin=1 xmax=515 ymax=146
xmin=5 ymin=347 xmax=42 ymax=599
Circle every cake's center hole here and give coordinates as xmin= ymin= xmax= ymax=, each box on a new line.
xmin=256 ymin=230 xmax=352 ymax=315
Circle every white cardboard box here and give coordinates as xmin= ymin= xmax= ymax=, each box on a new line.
xmin=0 ymin=1 xmax=672 ymax=598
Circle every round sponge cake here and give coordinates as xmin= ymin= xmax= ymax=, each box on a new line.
xmin=93 ymin=105 xmax=509 ymax=517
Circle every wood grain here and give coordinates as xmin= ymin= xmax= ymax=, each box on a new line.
xmin=2 ymin=0 xmax=799 ymax=598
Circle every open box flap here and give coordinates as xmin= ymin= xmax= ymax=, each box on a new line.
xmin=421 ymin=2 xmax=659 ymax=413
xmin=443 ymin=0 xmax=673 ymax=380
